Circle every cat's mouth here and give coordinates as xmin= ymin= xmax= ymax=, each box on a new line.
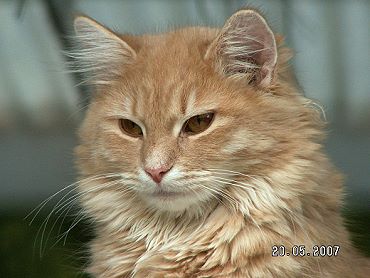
xmin=150 ymin=188 xmax=185 ymax=198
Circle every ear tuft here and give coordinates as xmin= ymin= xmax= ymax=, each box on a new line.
xmin=70 ymin=16 xmax=136 ymax=86
xmin=205 ymin=9 xmax=277 ymax=87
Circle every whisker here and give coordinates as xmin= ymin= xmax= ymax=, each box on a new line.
xmin=196 ymin=184 xmax=229 ymax=209
xmin=25 ymin=173 xmax=122 ymax=224
xmin=43 ymin=182 xmax=119 ymax=251
xmin=206 ymin=168 xmax=261 ymax=183
xmin=35 ymin=176 xmax=129 ymax=257
xmin=60 ymin=209 xmax=85 ymax=246
xmin=210 ymin=176 xmax=257 ymax=190
xmin=197 ymin=183 xmax=237 ymax=210
xmin=37 ymin=179 xmax=120 ymax=255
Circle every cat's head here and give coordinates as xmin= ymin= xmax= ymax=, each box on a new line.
xmin=74 ymin=9 xmax=322 ymax=216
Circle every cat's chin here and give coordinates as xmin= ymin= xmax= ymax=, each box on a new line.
xmin=139 ymin=189 xmax=210 ymax=214
xmin=141 ymin=192 xmax=194 ymax=213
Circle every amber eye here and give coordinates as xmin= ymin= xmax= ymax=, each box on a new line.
xmin=119 ymin=119 xmax=143 ymax=138
xmin=182 ymin=113 xmax=214 ymax=135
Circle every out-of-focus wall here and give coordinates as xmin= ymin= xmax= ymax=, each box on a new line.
xmin=0 ymin=0 xmax=369 ymax=210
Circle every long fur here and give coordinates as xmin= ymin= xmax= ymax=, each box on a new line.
xmin=74 ymin=11 xmax=370 ymax=278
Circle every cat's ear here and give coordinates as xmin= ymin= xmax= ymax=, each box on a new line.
xmin=205 ymin=9 xmax=277 ymax=87
xmin=72 ymin=15 xmax=136 ymax=85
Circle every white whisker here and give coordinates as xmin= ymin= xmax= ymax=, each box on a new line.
xmin=31 ymin=173 xmax=134 ymax=257
xmin=25 ymin=173 xmax=122 ymax=224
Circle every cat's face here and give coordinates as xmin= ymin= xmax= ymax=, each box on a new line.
xmin=75 ymin=10 xmax=319 ymax=215
xmin=80 ymin=58 xmax=268 ymax=212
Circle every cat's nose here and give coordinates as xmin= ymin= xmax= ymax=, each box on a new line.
xmin=145 ymin=165 xmax=172 ymax=184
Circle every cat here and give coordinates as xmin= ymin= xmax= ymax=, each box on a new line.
xmin=73 ymin=8 xmax=370 ymax=277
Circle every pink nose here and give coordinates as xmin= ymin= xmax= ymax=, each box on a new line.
xmin=145 ymin=166 xmax=172 ymax=183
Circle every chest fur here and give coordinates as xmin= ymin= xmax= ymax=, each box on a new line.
xmin=88 ymin=210 xmax=304 ymax=277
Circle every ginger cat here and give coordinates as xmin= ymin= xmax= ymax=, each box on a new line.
xmin=73 ymin=9 xmax=370 ymax=277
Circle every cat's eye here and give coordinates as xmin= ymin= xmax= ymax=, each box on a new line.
xmin=182 ymin=112 xmax=214 ymax=135
xmin=119 ymin=119 xmax=143 ymax=138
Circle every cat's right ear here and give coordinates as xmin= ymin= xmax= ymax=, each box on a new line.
xmin=72 ymin=15 xmax=136 ymax=85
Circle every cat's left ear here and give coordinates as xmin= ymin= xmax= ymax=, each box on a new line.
xmin=205 ymin=9 xmax=277 ymax=87
xmin=73 ymin=15 xmax=136 ymax=85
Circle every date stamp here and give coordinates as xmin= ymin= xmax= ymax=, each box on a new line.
xmin=272 ymin=245 xmax=340 ymax=257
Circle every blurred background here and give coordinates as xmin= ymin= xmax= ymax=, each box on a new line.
xmin=0 ymin=0 xmax=369 ymax=277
